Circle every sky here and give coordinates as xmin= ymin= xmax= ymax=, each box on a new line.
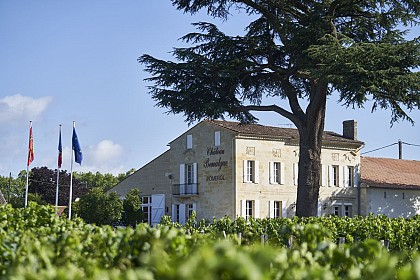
xmin=0 ymin=0 xmax=419 ymax=178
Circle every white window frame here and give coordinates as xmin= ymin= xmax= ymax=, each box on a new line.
xmin=241 ymin=199 xmax=260 ymax=219
xmin=180 ymin=163 xmax=197 ymax=194
xmin=320 ymin=164 xmax=326 ymax=187
xmin=214 ymin=131 xmax=221 ymax=146
xmin=345 ymin=166 xmax=355 ymax=187
xmin=186 ymin=134 xmax=193 ymax=149
xmin=243 ymin=160 xmax=259 ymax=183
xmin=332 ymin=203 xmax=353 ymax=217
xmin=293 ymin=163 xmax=298 ymax=186
xmin=329 ymin=165 xmax=340 ymax=187
xmin=185 ymin=203 xmax=196 ymax=221
xmin=141 ymin=196 xmax=152 ymax=224
xmin=172 ymin=204 xmax=187 ymax=224
xmin=270 ymin=162 xmax=285 ymax=185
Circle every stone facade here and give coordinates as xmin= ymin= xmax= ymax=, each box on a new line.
xmin=110 ymin=120 xmax=364 ymax=224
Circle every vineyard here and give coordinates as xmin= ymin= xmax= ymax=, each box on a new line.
xmin=1 ymin=203 xmax=419 ymax=279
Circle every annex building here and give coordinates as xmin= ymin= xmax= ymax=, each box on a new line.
xmin=110 ymin=119 xmax=364 ymax=225
xmin=359 ymin=157 xmax=420 ymax=218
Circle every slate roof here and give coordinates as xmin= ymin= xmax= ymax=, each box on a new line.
xmin=207 ymin=119 xmax=364 ymax=146
xmin=361 ymin=157 xmax=420 ymax=189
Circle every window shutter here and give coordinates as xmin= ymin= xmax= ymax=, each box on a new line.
xmin=179 ymin=164 xmax=185 ymax=194
xmin=186 ymin=134 xmax=192 ymax=149
xmin=254 ymin=161 xmax=259 ymax=183
xmin=354 ymin=164 xmax=360 ymax=187
xmin=254 ymin=200 xmax=260 ymax=218
xmin=328 ymin=165 xmax=333 ymax=187
xmin=241 ymin=200 xmax=246 ymax=217
xmin=321 ymin=164 xmax=327 ymax=187
xmin=344 ymin=166 xmax=349 ymax=187
xmin=269 ymin=162 xmax=274 ymax=184
xmin=215 ymin=131 xmax=221 ymax=146
xmin=317 ymin=201 xmax=322 ymax=217
xmin=179 ymin=204 xmax=186 ymax=225
xmin=293 ymin=163 xmax=298 ymax=186
xmin=193 ymin=162 xmax=197 ymax=193
xmin=243 ymin=160 xmax=248 ymax=182
xmin=268 ymin=200 xmax=274 ymax=218
xmin=338 ymin=166 xmax=344 ymax=187
xmin=151 ymin=194 xmax=165 ymax=226
xmin=280 ymin=162 xmax=285 ymax=185
xmin=281 ymin=201 xmax=287 ymax=218
xmin=171 ymin=204 xmax=176 ymax=222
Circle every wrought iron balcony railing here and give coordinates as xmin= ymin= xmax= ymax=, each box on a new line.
xmin=172 ymin=183 xmax=199 ymax=196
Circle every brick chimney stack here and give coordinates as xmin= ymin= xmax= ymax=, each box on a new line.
xmin=343 ymin=120 xmax=357 ymax=140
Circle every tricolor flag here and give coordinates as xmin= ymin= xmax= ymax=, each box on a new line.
xmin=58 ymin=125 xmax=62 ymax=168
xmin=72 ymin=126 xmax=83 ymax=165
xmin=27 ymin=122 xmax=34 ymax=166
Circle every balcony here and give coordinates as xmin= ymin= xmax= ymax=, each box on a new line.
xmin=172 ymin=183 xmax=199 ymax=196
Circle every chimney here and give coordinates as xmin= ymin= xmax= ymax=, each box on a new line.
xmin=343 ymin=120 xmax=357 ymax=140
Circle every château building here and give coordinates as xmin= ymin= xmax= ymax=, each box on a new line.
xmin=110 ymin=119 xmax=364 ymax=225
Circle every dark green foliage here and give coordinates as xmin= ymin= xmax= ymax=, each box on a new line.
xmin=75 ymin=188 xmax=123 ymax=225
xmin=1 ymin=204 xmax=420 ymax=279
xmin=122 ymin=188 xmax=143 ymax=227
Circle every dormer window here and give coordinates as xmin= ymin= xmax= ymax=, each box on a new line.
xmin=186 ymin=134 xmax=192 ymax=149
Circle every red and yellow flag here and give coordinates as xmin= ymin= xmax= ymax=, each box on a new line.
xmin=27 ymin=122 xmax=34 ymax=166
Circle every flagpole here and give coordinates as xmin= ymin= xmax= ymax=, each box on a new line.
xmin=25 ymin=164 xmax=29 ymax=208
xmin=24 ymin=121 xmax=33 ymax=208
xmin=69 ymin=122 xmax=75 ymax=220
xmin=55 ymin=124 xmax=62 ymax=215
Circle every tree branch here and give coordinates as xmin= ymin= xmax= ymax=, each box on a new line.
xmin=232 ymin=104 xmax=301 ymax=126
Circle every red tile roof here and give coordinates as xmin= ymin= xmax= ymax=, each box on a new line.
xmin=207 ymin=119 xmax=364 ymax=146
xmin=361 ymin=157 xmax=420 ymax=189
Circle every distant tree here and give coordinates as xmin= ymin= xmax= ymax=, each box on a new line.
xmin=122 ymin=188 xmax=143 ymax=227
xmin=0 ymin=170 xmax=29 ymax=207
xmin=139 ymin=0 xmax=420 ymax=217
xmin=76 ymin=188 xmax=123 ymax=225
xmin=75 ymin=170 xmax=134 ymax=192
xmin=28 ymin=167 xmax=89 ymax=206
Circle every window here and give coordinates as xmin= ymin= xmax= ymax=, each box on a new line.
xmin=346 ymin=166 xmax=354 ymax=187
xmin=174 ymin=204 xmax=180 ymax=223
xmin=269 ymin=200 xmax=286 ymax=218
xmin=186 ymin=134 xmax=192 ymax=149
xmin=273 ymin=201 xmax=281 ymax=218
xmin=243 ymin=160 xmax=259 ymax=183
xmin=333 ymin=204 xmax=353 ymax=217
xmin=141 ymin=196 xmax=152 ymax=224
xmin=332 ymin=165 xmax=339 ymax=186
xmin=344 ymin=205 xmax=352 ymax=217
xmin=293 ymin=163 xmax=299 ymax=186
xmin=186 ymin=203 xmax=196 ymax=221
xmin=215 ymin=131 xmax=221 ymax=146
xmin=179 ymin=163 xmax=197 ymax=195
xmin=186 ymin=164 xmax=194 ymax=184
xmin=270 ymin=162 xmax=284 ymax=184
xmin=247 ymin=161 xmax=254 ymax=182
xmin=186 ymin=204 xmax=194 ymax=219
xmin=241 ymin=200 xmax=260 ymax=219
xmin=329 ymin=165 xmax=340 ymax=187
xmin=333 ymin=206 xmax=341 ymax=216
xmin=245 ymin=200 xmax=253 ymax=219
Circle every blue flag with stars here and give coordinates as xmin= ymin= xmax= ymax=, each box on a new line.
xmin=72 ymin=127 xmax=83 ymax=165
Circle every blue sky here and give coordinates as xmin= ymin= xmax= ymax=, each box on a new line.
xmin=0 ymin=0 xmax=419 ymax=177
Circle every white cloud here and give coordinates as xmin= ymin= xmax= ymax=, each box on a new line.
xmin=90 ymin=140 xmax=124 ymax=163
xmin=0 ymin=94 xmax=52 ymax=123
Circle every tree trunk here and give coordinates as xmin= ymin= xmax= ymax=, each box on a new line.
xmin=295 ymin=84 xmax=327 ymax=217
